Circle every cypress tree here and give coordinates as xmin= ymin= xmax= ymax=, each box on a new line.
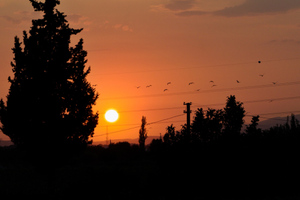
xmin=0 ymin=0 xmax=98 ymax=152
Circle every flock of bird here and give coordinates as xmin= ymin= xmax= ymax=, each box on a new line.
xmin=134 ymin=61 xmax=279 ymax=92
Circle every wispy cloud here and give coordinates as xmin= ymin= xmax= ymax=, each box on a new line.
xmin=67 ymin=14 xmax=82 ymax=23
xmin=176 ymin=10 xmax=207 ymax=17
xmin=99 ymin=20 xmax=110 ymax=29
xmin=113 ymin=24 xmax=133 ymax=32
xmin=214 ymin=0 xmax=300 ymax=17
xmin=160 ymin=0 xmax=300 ymax=17
xmin=164 ymin=0 xmax=196 ymax=11
xmin=0 ymin=15 xmax=22 ymax=24
xmin=0 ymin=11 xmax=41 ymax=24
xmin=67 ymin=14 xmax=92 ymax=26
xmin=267 ymin=39 xmax=300 ymax=45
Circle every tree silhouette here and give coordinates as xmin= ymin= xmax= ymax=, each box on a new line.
xmin=246 ymin=115 xmax=261 ymax=137
xmin=139 ymin=116 xmax=148 ymax=151
xmin=290 ymin=114 xmax=299 ymax=133
xmin=223 ymin=95 xmax=245 ymax=139
xmin=0 ymin=0 xmax=98 ymax=152
xmin=206 ymin=108 xmax=223 ymax=141
xmin=163 ymin=124 xmax=177 ymax=146
xmin=191 ymin=108 xmax=207 ymax=141
xmin=191 ymin=108 xmax=223 ymax=142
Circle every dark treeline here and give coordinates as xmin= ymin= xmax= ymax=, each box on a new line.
xmin=146 ymin=95 xmax=300 ymax=199
xmin=1 ymin=95 xmax=299 ymax=199
xmin=150 ymin=95 xmax=300 ymax=153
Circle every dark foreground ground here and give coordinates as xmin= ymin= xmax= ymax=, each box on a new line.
xmin=0 ymin=142 xmax=300 ymax=200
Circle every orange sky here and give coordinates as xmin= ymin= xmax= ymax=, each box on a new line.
xmin=1 ymin=0 xmax=300 ymax=142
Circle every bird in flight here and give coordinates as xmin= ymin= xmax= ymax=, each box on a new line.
xmin=163 ymin=89 xmax=168 ymax=92
xmin=188 ymin=82 xmax=194 ymax=85
xmin=209 ymin=80 xmax=214 ymax=83
xmin=258 ymin=61 xmax=261 ymax=64
xmin=236 ymin=80 xmax=240 ymax=83
xmin=136 ymin=86 xmax=141 ymax=89
xmin=259 ymin=74 xmax=264 ymax=77
xmin=146 ymin=85 xmax=152 ymax=88
xmin=196 ymin=89 xmax=201 ymax=91
xmin=272 ymin=82 xmax=277 ymax=85
xmin=167 ymin=82 xmax=171 ymax=85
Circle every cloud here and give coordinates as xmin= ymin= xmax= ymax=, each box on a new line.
xmin=0 ymin=15 xmax=22 ymax=24
xmin=267 ymin=39 xmax=300 ymax=45
xmin=113 ymin=24 xmax=133 ymax=32
xmin=121 ymin=25 xmax=131 ymax=32
xmin=99 ymin=20 xmax=110 ymax=29
xmin=164 ymin=0 xmax=196 ymax=11
xmin=0 ymin=11 xmax=38 ymax=24
xmin=67 ymin=14 xmax=82 ymax=23
xmin=67 ymin=14 xmax=92 ymax=26
xmin=161 ymin=0 xmax=300 ymax=17
xmin=214 ymin=0 xmax=300 ymax=17
xmin=175 ymin=10 xmax=207 ymax=17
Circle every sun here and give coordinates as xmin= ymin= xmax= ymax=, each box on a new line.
xmin=105 ymin=109 xmax=119 ymax=123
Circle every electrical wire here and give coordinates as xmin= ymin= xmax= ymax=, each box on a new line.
xmin=97 ymin=95 xmax=300 ymax=115
xmin=90 ymin=57 xmax=300 ymax=76
xmin=99 ymin=80 xmax=300 ymax=100
xmin=193 ymin=95 xmax=300 ymax=108
xmin=147 ymin=114 xmax=185 ymax=126
xmin=251 ymin=110 xmax=300 ymax=116
xmin=93 ymin=110 xmax=300 ymax=138
xmin=93 ymin=113 xmax=185 ymax=137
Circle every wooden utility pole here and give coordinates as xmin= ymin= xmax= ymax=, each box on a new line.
xmin=184 ymin=102 xmax=192 ymax=138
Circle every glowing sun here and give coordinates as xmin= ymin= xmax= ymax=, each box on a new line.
xmin=105 ymin=109 xmax=119 ymax=123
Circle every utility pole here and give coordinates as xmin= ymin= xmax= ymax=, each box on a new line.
xmin=106 ymin=125 xmax=108 ymax=146
xmin=184 ymin=102 xmax=192 ymax=138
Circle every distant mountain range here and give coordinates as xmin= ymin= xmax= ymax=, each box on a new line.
xmin=0 ymin=140 xmax=13 ymax=147
xmin=92 ymin=136 xmax=160 ymax=146
xmin=1 ymin=114 xmax=299 ymax=147
xmin=0 ymin=136 xmax=161 ymax=147
xmin=257 ymin=114 xmax=300 ymax=130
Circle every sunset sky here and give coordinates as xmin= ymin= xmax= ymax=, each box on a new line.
xmin=1 ymin=0 xmax=300 ymax=142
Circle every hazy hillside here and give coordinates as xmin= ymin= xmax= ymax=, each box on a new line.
xmin=0 ymin=140 xmax=13 ymax=147
xmin=92 ymin=136 xmax=160 ymax=146
xmin=258 ymin=114 xmax=300 ymax=130
xmin=0 ymin=136 xmax=161 ymax=147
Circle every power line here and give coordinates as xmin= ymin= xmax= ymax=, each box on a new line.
xmin=251 ymin=110 xmax=300 ymax=116
xmin=148 ymin=114 xmax=185 ymax=126
xmin=99 ymin=80 xmax=300 ymax=100
xmin=116 ymin=106 xmax=184 ymax=114
xmin=248 ymin=116 xmax=286 ymax=122
xmin=2 ymin=58 xmax=299 ymax=81
xmin=99 ymin=96 xmax=300 ymax=117
xmin=90 ymin=57 xmax=300 ymax=76
xmin=245 ymin=111 xmax=300 ymax=122
xmin=97 ymin=95 xmax=300 ymax=115
xmin=93 ymin=113 xmax=185 ymax=137
xmin=93 ymin=126 xmax=141 ymax=137
xmin=93 ymin=110 xmax=300 ymax=138
xmin=193 ymin=95 xmax=300 ymax=108
xmin=96 ymin=110 xmax=300 ymax=128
